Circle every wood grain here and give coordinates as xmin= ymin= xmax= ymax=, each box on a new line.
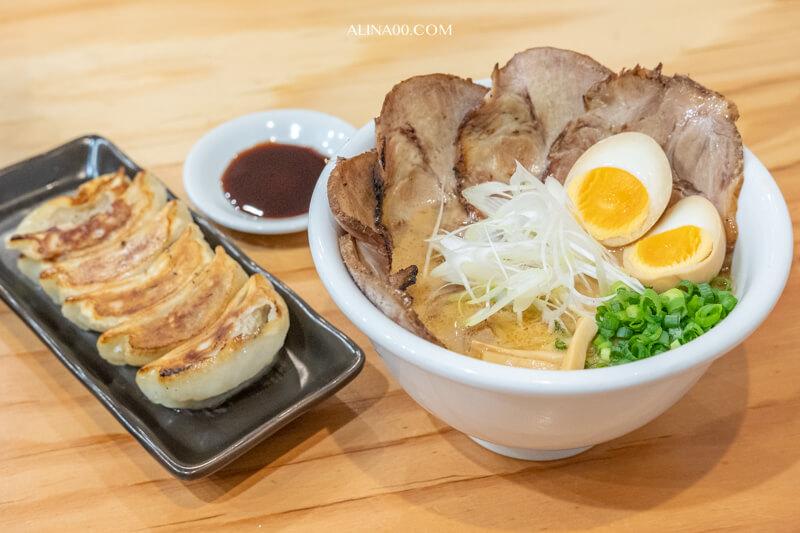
xmin=1 ymin=0 xmax=799 ymax=531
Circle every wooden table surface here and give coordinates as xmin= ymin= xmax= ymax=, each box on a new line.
xmin=1 ymin=1 xmax=798 ymax=531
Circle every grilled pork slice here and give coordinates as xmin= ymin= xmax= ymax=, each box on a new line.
xmin=136 ymin=274 xmax=290 ymax=409
xmin=375 ymin=74 xmax=488 ymax=270
xmin=7 ymin=169 xmax=131 ymax=260
xmin=37 ymin=200 xmax=191 ymax=303
xmin=457 ymin=47 xmax=611 ymax=190
xmin=16 ymin=170 xmax=168 ymax=282
xmin=328 ymin=74 xmax=484 ymax=347
xmin=547 ymin=65 xmax=744 ymax=244
xmin=96 ymin=247 xmax=247 ymax=366
xmin=327 ymin=150 xmax=392 ymax=273
xmin=328 ymin=152 xmax=439 ymax=343
xmin=338 ymin=234 xmax=440 ymax=345
xmin=61 ymin=224 xmax=214 ymax=331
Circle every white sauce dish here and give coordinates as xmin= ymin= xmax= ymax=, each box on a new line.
xmin=184 ymin=109 xmax=355 ymax=234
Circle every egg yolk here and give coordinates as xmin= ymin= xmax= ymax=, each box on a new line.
xmin=567 ymin=167 xmax=649 ymax=240
xmin=633 ymin=225 xmax=713 ymax=269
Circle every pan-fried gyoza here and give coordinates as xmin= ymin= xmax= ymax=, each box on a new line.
xmin=96 ymin=246 xmax=248 ymax=367
xmin=5 ymin=170 xmax=290 ymax=408
xmin=61 ymin=224 xmax=214 ymax=331
xmin=137 ymin=274 xmax=290 ymax=409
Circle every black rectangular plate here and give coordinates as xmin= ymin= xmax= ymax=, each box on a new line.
xmin=0 ymin=135 xmax=364 ymax=480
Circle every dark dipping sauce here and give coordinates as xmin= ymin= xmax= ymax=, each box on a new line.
xmin=221 ymin=142 xmax=327 ymax=219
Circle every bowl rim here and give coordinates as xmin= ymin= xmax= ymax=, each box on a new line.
xmin=183 ymin=108 xmax=356 ymax=235
xmin=308 ymin=118 xmax=793 ymax=395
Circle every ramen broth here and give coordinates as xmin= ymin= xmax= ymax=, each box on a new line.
xmin=394 ymin=204 xmax=562 ymax=360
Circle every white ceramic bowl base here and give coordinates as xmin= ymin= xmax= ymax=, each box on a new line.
xmin=308 ymin=119 xmax=793 ymax=461
xmin=373 ymin=340 xmax=709 ymax=459
xmin=470 ymin=439 xmax=592 ymax=461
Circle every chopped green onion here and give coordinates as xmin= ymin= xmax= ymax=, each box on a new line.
xmin=628 ymin=318 xmax=645 ymax=330
xmin=599 ymin=327 xmax=615 ymax=339
xmin=610 ymin=344 xmax=627 ymax=358
xmin=717 ymin=291 xmax=738 ymax=313
xmin=664 ymin=313 xmax=681 ymax=328
xmin=657 ymin=331 xmax=670 ymax=347
xmin=677 ymin=280 xmax=695 ymax=294
xmin=687 ymin=294 xmax=704 ymax=317
xmin=642 ymin=322 xmax=662 ymax=341
xmin=695 ymin=303 xmax=723 ymax=329
xmin=668 ymin=298 xmax=687 ymax=317
xmin=652 ymin=344 xmax=668 ymax=356
xmin=626 ymin=304 xmax=643 ymax=320
xmin=681 ymin=321 xmax=704 ymax=343
xmin=641 ymin=289 xmax=663 ymax=321
xmin=697 ymin=283 xmax=714 ymax=302
xmin=593 ymin=335 xmax=607 ymax=348
xmin=555 ymin=339 xmax=567 ymax=350
xmin=609 ymin=281 xmax=631 ymax=295
xmin=602 ymin=313 xmax=620 ymax=331
xmin=711 ymin=276 xmax=731 ymax=291
xmin=630 ymin=340 xmax=652 ymax=359
xmin=661 ymin=288 xmax=685 ymax=304
xmin=586 ymin=277 xmax=737 ymax=369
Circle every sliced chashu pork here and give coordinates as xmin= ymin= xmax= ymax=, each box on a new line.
xmin=328 ymin=151 xmax=436 ymax=341
xmin=339 ymin=234 xmax=438 ymax=344
xmin=330 ymin=74 xmax=486 ymax=345
xmin=375 ymin=73 xmax=488 ymax=270
xmin=327 ymin=150 xmax=391 ymax=273
xmin=546 ymin=65 xmax=744 ymax=244
xmin=61 ymin=224 xmax=214 ymax=331
xmin=96 ymin=247 xmax=247 ymax=366
xmin=456 ymin=47 xmax=611 ymax=191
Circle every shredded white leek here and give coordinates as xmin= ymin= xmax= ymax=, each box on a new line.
xmin=428 ymin=163 xmax=644 ymax=329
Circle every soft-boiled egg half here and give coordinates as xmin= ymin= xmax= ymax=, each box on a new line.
xmin=565 ymin=132 xmax=673 ymax=247
xmin=623 ymin=195 xmax=726 ymax=293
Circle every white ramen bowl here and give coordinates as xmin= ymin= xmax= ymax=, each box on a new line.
xmin=308 ymin=120 xmax=793 ymax=460
xmin=184 ymin=109 xmax=355 ymax=234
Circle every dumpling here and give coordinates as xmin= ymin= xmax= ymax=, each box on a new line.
xmin=61 ymin=224 xmax=214 ymax=331
xmin=136 ymin=274 xmax=290 ymax=409
xmin=96 ymin=247 xmax=248 ymax=366
xmin=10 ymin=170 xmax=166 ymax=262
xmin=16 ymin=170 xmax=168 ymax=282
xmin=37 ymin=200 xmax=191 ymax=303
xmin=7 ymin=169 xmax=131 ymax=260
